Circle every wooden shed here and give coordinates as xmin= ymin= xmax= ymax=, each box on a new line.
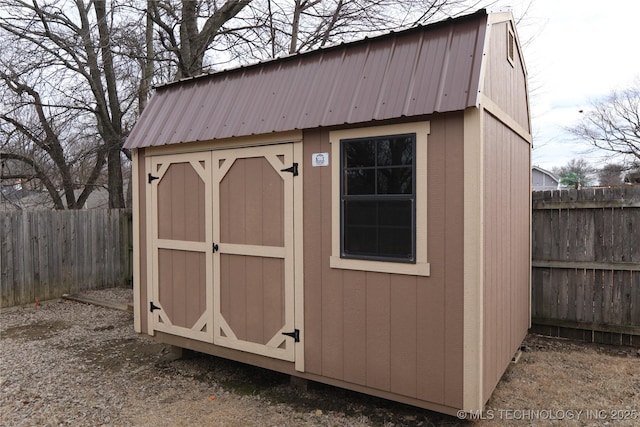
xmin=125 ymin=9 xmax=531 ymax=415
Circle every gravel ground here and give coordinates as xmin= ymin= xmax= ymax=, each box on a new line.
xmin=1 ymin=287 xmax=639 ymax=426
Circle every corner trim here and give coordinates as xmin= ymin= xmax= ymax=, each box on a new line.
xmin=462 ymin=107 xmax=484 ymax=411
xmin=131 ymin=149 xmax=141 ymax=333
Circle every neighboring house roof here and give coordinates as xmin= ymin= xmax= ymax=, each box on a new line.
xmin=0 ymin=188 xmax=54 ymax=211
xmin=0 ymin=184 xmax=125 ymax=210
xmin=125 ymin=9 xmax=490 ymax=150
xmin=72 ymin=188 xmax=110 ymax=209
xmin=532 ymin=166 xmax=559 ymax=191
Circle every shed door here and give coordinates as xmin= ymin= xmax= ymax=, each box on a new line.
xmin=149 ymin=152 xmax=213 ymax=342
xmin=213 ymin=144 xmax=297 ymax=362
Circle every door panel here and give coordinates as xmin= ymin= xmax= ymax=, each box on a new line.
xmin=213 ymin=144 xmax=296 ymax=361
xmin=157 ymin=249 xmax=207 ymax=329
xmin=149 ymin=153 xmax=213 ymax=342
xmin=219 ymin=156 xmax=284 ymax=246
xmin=157 ymin=161 xmax=206 ymax=241
xmin=219 ymin=254 xmax=284 ymax=345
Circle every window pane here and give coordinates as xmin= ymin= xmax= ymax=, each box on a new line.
xmin=343 ymin=200 xmax=413 ymax=260
xmin=377 ymin=135 xmax=413 ymax=166
xmin=344 ymin=200 xmax=376 ymax=226
xmin=344 ymin=200 xmax=377 ymax=256
xmin=378 ymin=200 xmax=412 ymax=258
xmin=377 ymin=167 xmax=412 ymax=194
xmin=378 ymin=200 xmax=412 ymax=226
xmin=344 ymin=169 xmax=375 ymax=195
xmin=378 ymin=226 xmax=412 ymax=258
xmin=344 ymin=140 xmax=375 ymax=168
xmin=344 ymin=225 xmax=377 ymax=256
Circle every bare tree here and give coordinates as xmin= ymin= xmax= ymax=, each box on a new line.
xmin=567 ymin=78 xmax=640 ymax=168
xmin=0 ymin=0 xmax=146 ymax=208
xmin=552 ymin=158 xmax=595 ymax=189
xmin=148 ymin=1 xmax=487 ymax=75
xmin=597 ymin=163 xmax=626 ymax=186
xmin=149 ymin=0 xmax=255 ymax=78
xmin=221 ymin=0 xmax=485 ymax=63
xmin=139 ymin=0 xmax=156 ymax=113
xmin=0 ymin=67 xmax=107 ymax=209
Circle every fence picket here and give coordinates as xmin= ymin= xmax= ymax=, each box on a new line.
xmin=0 ymin=209 xmax=132 ymax=308
xmin=532 ymin=187 xmax=640 ymax=344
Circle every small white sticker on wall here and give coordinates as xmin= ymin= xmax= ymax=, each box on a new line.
xmin=312 ymin=152 xmax=329 ymax=167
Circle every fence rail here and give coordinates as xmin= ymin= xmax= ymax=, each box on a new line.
xmin=3 ymin=190 xmax=639 ymax=347
xmin=531 ymin=186 xmax=640 ymax=346
xmin=1 ymin=209 xmax=132 ymax=308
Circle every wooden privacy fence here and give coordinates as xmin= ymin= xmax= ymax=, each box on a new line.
xmin=0 ymin=209 xmax=132 ymax=308
xmin=531 ymin=187 xmax=640 ymax=346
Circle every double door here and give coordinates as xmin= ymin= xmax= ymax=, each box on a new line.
xmin=147 ymin=143 xmax=300 ymax=363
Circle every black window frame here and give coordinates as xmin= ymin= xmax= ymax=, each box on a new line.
xmin=339 ymin=133 xmax=417 ymax=263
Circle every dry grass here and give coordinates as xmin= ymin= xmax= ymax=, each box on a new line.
xmin=477 ymin=334 xmax=640 ymax=426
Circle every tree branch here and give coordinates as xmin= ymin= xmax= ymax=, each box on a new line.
xmin=0 ymin=151 xmax=65 ymax=209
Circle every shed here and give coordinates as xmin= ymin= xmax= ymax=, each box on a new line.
xmin=125 ymin=9 xmax=531 ymax=415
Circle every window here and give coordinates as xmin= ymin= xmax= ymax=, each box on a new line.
xmin=507 ymin=27 xmax=515 ymax=67
xmin=330 ymin=122 xmax=430 ymax=276
xmin=341 ymin=134 xmax=415 ymax=262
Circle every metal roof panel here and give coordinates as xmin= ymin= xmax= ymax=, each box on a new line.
xmin=125 ymin=10 xmax=489 ymax=149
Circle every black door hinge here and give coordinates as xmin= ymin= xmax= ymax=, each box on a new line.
xmin=148 ymin=173 xmax=159 ymax=183
xmin=280 ymin=163 xmax=298 ymax=176
xmin=282 ymin=329 xmax=300 ymax=342
xmin=150 ymin=301 xmax=161 ymax=312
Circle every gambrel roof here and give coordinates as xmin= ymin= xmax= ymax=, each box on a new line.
xmin=125 ymin=10 xmax=490 ymax=149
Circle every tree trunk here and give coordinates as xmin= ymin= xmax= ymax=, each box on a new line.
xmin=107 ymin=146 xmax=125 ymax=208
xmin=139 ymin=0 xmax=155 ymax=114
xmin=175 ymin=0 xmax=253 ymax=78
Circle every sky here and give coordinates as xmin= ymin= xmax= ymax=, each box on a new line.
xmin=489 ymin=0 xmax=640 ymax=172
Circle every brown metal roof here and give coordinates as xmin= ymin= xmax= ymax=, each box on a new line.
xmin=125 ymin=10 xmax=488 ymax=149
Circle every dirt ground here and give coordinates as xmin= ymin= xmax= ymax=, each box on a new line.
xmin=1 ymin=288 xmax=638 ymax=426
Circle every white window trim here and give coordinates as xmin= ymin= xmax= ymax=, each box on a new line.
xmin=329 ymin=121 xmax=430 ymax=276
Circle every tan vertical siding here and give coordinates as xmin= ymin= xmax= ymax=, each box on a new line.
xmin=440 ymin=116 xmax=465 ymax=407
xmin=418 ymin=117 xmax=448 ymax=403
xmin=364 ymin=272 xmax=392 ymax=391
xmin=219 ymin=255 xmax=285 ymax=344
xmin=302 ymin=129 xmax=327 ymax=375
xmin=158 ymin=249 xmax=206 ymax=329
xmin=342 ymin=270 xmax=367 ymax=385
xmin=321 ymin=267 xmax=345 ymax=380
xmin=219 ymin=157 xmax=284 ymax=247
xmin=483 ymin=21 xmax=530 ymax=133
xmin=261 ymin=258 xmax=286 ymax=343
xmin=157 ymin=162 xmax=206 ymax=242
xmin=302 ymin=114 xmax=465 ymax=408
xmin=389 ymin=275 xmax=418 ymax=397
xmin=482 ymin=112 xmax=530 ymax=401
